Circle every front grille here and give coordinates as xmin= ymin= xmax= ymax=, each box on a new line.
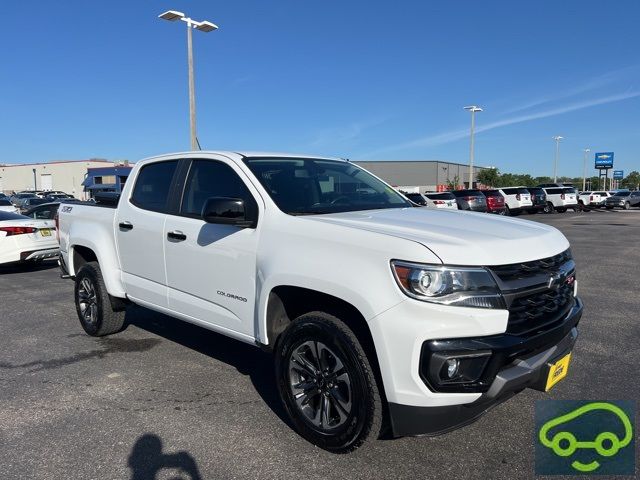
xmin=491 ymin=249 xmax=572 ymax=282
xmin=506 ymin=282 xmax=575 ymax=335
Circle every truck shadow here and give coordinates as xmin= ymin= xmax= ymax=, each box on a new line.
xmin=123 ymin=306 xmax=291 ymax=429
xmin=128 ymin=433 xmax=204 ymax=480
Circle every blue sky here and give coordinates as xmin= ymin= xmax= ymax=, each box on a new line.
xmin=0 ymin=0 xmax=638 ymax=177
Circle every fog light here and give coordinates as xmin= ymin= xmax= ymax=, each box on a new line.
xmin=446 ymin=359 xmax=459 ymax=378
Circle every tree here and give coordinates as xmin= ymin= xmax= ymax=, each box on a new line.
xmin=446 ymin=175 xmax=461 ymax=191
xmin=477 ymin=168 xmax=500 ymax=187
xmin=621 ymin=171 xmax=640 ymax=190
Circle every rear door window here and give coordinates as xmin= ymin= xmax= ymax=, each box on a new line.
xmin=502 ymin=188 xmax=517 ymax=195
xmin=130 ymin=161 xmax=179 ymax=213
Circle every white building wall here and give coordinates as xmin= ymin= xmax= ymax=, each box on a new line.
xmin=0 ymin=160 xmax=114 ymax=198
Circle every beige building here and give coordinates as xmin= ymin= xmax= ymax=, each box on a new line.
xmin=0 ymin=159 xmax=116 ymax=197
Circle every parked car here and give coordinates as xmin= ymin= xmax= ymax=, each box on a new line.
xmin=9 ymin=193 xmax=37 ymax=208
xmin=402 ymin=192 xmax=428 ymax=206
xmin=578 ymin=191 xmax=609 ymax=209
xmin=605 ymin=191 xmax=640 ymax=210
xmin=481 ymin=189 xmax=506 ymax=214
xmin=22 ymin=202 xmax=63 ymax=220
xmin=450 ymin=189 xmax=488 ymax=212
xmin=0 ymin=199 xmax=19 ymax=214
xmin=0 ymin=211 xmax=59 ymax=265
xmin=45 ymin=193 xmax=74 ymax=201
xmin=19 ymin=197 xmax=51 ymax=213
xmin=498 ymin=187 xmax=533 ymax=216
xmin=423 ymin=192 xmax=459 ymax=210
xmin=526 ymin=187 xmax=547 ymax=213
xmin=542 ymin=187 xmax=578 ymax=213
xmin=58 ymin=152 xmax=582 ymax=452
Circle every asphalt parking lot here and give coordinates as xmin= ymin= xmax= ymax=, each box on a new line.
xmin=1 ymin=209 xmax=639 ymax=480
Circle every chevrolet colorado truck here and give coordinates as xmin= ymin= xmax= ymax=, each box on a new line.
xmin=58 ymin=152 xmax=582 ymax=452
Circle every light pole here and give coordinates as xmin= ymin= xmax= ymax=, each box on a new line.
xmin=582 ymin=148 xmax=590 ymax=191
xmin=552 ymin=136 xmax=563 ymax=182
xmin=158 ymin=10 xmax=218 ymax=150
xmin=464 ymin=106 xmax=482 ymax=188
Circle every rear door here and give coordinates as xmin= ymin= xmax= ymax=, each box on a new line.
xmin=164 ymin=157 xmax=262 ymax=337
xmin=115 ymin=160 xmax=180 ymax=308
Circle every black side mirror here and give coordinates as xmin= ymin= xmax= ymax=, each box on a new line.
xmin=201 ymin=197 xmax=257 ymax=228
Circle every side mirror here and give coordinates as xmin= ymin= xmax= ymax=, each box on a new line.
xmin=201 ymin=197 xmax=257 ymax=228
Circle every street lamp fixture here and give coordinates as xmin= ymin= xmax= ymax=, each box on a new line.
xmin=552 ymin=135 xmax=563 ymax=182
xmin=464 ymin=106 xmax=483 ymax=188
xmin=158 ymin=10 xmax=219 ymax=150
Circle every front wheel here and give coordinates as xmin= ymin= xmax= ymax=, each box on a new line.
xmin=275 ymin=312 xmax=383 ymax=452
xmin=624 ymin=202 xmax=631 ymax=210
xmin=74 ymin=262 xmax=125 ymax=336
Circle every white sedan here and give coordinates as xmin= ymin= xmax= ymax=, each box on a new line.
xmin=0 ymin=211 xmax=59 ymax=265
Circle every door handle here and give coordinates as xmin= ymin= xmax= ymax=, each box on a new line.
xmin=167 ymin=230 xmax=187 ymax=241
xmin=119 ymin=221 xmax=133 ymax=231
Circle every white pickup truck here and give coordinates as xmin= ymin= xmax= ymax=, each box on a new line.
xmin=58 ymin=152 xmax=582 ymax=452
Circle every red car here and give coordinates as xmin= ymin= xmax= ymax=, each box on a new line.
xmin=481 ymin=189 xmax=506 ymax=215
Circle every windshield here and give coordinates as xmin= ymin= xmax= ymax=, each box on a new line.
xmin=244 ymin=158 xmax=411 ymax=215
xmin=614 ymin=191 xmax=631 ymax=197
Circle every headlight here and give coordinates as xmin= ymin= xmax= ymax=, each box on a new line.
xmin=391 ymin=260 xmax=505 ymax=309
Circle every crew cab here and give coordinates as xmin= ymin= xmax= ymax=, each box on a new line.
xmin=58 ymin=152 xmax=582 ymax=452
xmin=541 ymin=187 xmax=578 ymax=213
xmin=578 ymin=191 xmax=609 ymax=208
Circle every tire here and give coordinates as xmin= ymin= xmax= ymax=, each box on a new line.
xmin=543 ymin=202 xmax=555 ymax=214
xmin=504 ymin=205 xmax=511 ymax=216
xmin=74 ymin=261 xmax=125 ymax=336
xmin=624 ymin=202 xmax=630 ymax=210
xmin=275 ymin=312 xmax=383 ymax=453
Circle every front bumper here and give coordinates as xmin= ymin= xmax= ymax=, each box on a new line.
xmin=387 ymin=297 xmax=582 ymax=437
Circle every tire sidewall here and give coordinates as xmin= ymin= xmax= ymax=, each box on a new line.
xmin=74 ymin=265 xmax=104 ymax=335
xmin=275 ymin=317 xmax=373 ymax=451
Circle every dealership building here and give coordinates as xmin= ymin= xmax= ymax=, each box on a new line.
xmin=0 ymin=159 xmax=128 ymax=198
xmin=353 ymin=160 xmax=487 ymax=192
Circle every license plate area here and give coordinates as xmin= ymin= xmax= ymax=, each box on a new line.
xmin=545 ymin=353 xmax=571 ymax=391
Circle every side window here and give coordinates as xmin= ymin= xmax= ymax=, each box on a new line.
xmin=180 ymin=160 xmax=256 ymax=217
xmin=130 ymin=161 xmax=179 ymax=213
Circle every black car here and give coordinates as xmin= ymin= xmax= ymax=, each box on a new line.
xmin=19 ymin=197 xmax=50 ymax=213
xmin=402 ymin=192 xmax=427 ymax=206
xmin=22 ymin=201 xmax=62 ymax=220
xmin=450 ymin=189 xmax=488 ymax=212
xmin=527 ymin=187 xmax=547 ymax=213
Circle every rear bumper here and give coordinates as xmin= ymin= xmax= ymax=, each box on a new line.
xmin=21 ymin=248 xmax=59 ymax=261
xmin=387 ymin=297 xmax=582 ymax=437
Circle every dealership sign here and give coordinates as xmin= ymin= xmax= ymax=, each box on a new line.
xmin=595 ymin=152 xmax=614 ymax=169
xmin=613 ymin=170 xmax=624 ymax=180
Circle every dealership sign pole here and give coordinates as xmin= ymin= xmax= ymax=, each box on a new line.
xmin=594 ymin=152 xmax=614 ymax=190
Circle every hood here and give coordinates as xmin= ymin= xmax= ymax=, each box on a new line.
xmin=304 ymin=208 xmax=569 ymax=266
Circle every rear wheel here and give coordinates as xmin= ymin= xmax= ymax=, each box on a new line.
xmin=74 ymin=262 xmax=125 ymax=336
xmin=275 ymin=312 xmax=383 ymax=452
xmin=504 ymin=205 xmax=511 ymax=216
xmin=543 ymin=202 xmax=555 ymax=214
